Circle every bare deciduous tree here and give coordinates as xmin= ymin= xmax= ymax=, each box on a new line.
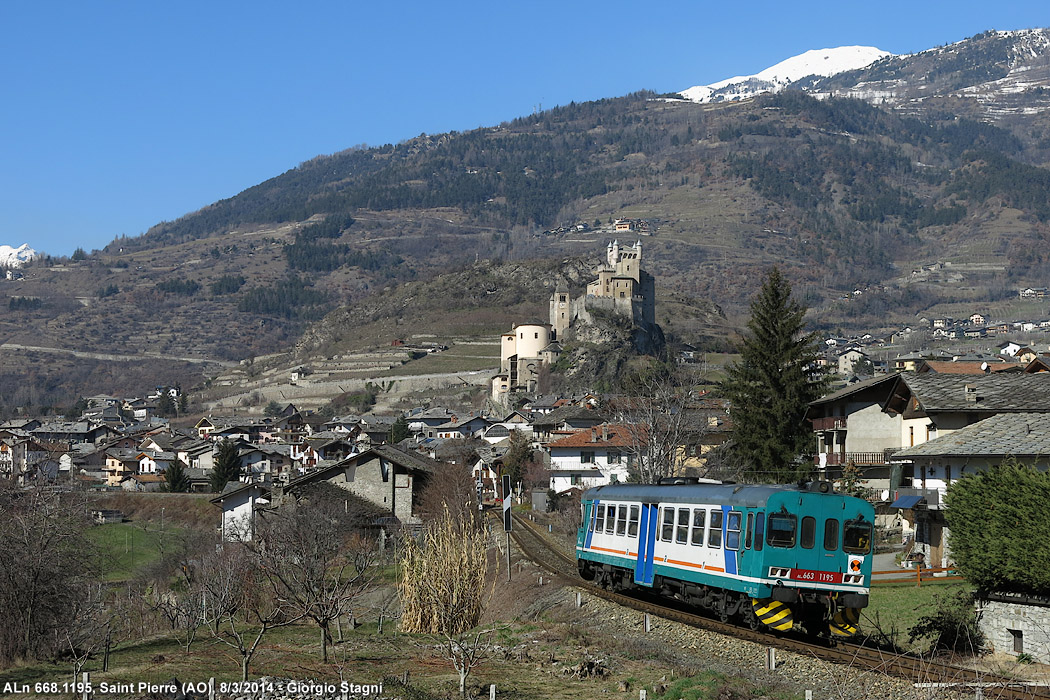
xmin=0 ymin=486 xmax=97 ymax=665
xmin=200 ymin=544 xmax=302 ymax=681
xmin=609 ymin=363 xmax=698 ymax=483
xmin=253 ymin=485 xmax=379 ymax=663
xmin=399 ymin=508 xmax=492 ymax=697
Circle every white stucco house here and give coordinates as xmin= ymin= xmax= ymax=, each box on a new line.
xmin=545 ymin=424 xmax=633 ymax=494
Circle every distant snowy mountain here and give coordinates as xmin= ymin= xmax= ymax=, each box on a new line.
xmin=680 ymin=46 xmax=893 ymax=103
xmin=0 ymin=243 xmax=37 ymax=268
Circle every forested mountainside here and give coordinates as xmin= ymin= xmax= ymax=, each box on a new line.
xmin=6 ymin=29 xmax=1050 ymax=410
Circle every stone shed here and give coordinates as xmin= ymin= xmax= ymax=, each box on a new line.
xmin=978 ymin=592 xmax=1050 ymax=663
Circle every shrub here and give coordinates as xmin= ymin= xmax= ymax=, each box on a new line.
xmin=907 ymin=590 xmax=984 ymax=655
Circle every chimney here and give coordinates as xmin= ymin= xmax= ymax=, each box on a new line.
xmin=602 ymin=424 xmax=608 ymax=441
xmin=964 ymin=384 xmax=978 ymax=402
xmin=590 ymin=427 xmax=597 ymax=443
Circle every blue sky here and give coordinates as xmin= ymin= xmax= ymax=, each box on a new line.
xmin=2 ymin=1 xmax=1048 ymax=256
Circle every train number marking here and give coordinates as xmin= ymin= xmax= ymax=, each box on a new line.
xmin=790 ymin=569 xmax=842 ymax=584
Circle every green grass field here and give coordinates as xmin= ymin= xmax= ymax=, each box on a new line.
xmin=864 ymin=579 xmax=972 ymax=650
xmin=86 ymin=523 xmax=179 ymax=582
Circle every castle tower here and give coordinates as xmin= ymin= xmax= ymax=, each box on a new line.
xmin=550 ymin=286 xmax=571 ymax=340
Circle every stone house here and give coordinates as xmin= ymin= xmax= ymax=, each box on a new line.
xmin=278 ymin=444 xmax=438 ymax=525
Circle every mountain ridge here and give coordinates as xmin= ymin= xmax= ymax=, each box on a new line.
xmin=5 ymin=28 xmax=1050 ymax=412
xmin=680 ymin=46 xmax=892 ymax=103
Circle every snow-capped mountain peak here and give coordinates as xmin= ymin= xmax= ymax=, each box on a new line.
xmin=681 ymin=46 xmax=893 ymax=103
xmin=0 ymin=243 xmax=37 ymax=268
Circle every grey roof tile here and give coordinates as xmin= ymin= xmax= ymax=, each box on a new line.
xmin=894 ymin=412 xmax=1050 ymax=458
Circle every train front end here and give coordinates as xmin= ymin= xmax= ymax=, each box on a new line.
xmin=748 ymin=487 xmax=875 ymax=637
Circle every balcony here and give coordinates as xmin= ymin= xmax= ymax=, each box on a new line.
xmin=892 ymin=487 xmax=941 ymax=508
xmin=814 ymin=451 xmax=889 ymax=467
xmin=810 ymin=416 xmax=847 ymax=431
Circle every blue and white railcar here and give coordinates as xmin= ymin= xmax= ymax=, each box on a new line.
xmin=576 ymin=482 xmax=874 ymax=636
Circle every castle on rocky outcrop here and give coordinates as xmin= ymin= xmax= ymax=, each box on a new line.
xmin=551 ymin=239 xmax=655 ymax=339
xmin=491 ymin=240 xmax=656 ymax=403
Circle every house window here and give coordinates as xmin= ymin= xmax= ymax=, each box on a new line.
xmin=1010 ymin=629 xmax=1024 ymax=653
xmin=608 ymin=451 xmax=621 ymax=464
xmin=581 ymin=451 xmax=595 ymax=463
xmin=534 ymin=332 xmax=538 ymax=339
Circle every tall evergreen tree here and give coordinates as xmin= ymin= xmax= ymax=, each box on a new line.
xmin=210 ymin=439 xmax=242 ymax=493
xmin=720 ymin=267 xmax=828 ymax=482
xmin=945 ymin=462 xmax=1050 ymax=594
xmin=387 ymin=415 xmax=410 ymax=444
xmin=163 ymin=461 xmax=191 ymax=493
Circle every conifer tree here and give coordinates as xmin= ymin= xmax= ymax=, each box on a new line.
xmin=387 ymin=415 xmax=411 ymax=444
xmin=720 ymin=267 xmax=828 ymax=482
xmin=210 ymin=439 xmax=242 ymax=493
xmin=945 ymin=462 xmax=1050 ymax=594
xmin=163 ymin=461 xmax=191 ymax=493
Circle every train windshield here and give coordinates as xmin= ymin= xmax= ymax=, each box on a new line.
xmin=766 ymin=513 xmax=797 ymax=548
xmin=843 ymin=518 xmax=873 ymax=554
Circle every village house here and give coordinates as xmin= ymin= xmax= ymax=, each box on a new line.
xmin=546 ymin=424 xmax=633 ymax=493
xmin=889 ymin=412 xmax=1050 ymax=577
xmin=807 ymin=372 xmax=1050 ymax=496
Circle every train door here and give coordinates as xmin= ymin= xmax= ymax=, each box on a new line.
xmin=634 ymin=503 xmax=658 ymax=586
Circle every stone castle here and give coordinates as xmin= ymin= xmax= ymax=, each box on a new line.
xmin=491 ymin=240 xmax=656 ymax=402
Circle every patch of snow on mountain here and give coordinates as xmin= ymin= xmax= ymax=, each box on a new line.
xmin=0 ymin=244 xmax=37 ymax=268
xmin=681 ymin=46 xmax=893 ymax=103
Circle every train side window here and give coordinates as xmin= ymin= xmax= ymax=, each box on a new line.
xmin=661 ymin=507 xmax=675 ymax=542
xmin=824 ymin=518 xmax=840 ymax=551
xmin=690 ymin=508 xmax=706 ymax=546
xmin=606 ymin=504 xmax=617 ymax=535
xmin=766 ymin=513 xmax=797 ymax=548
xmin=745 ymin=512 xmax=754 ymax=549
xmin=627 ymin=505 xmax=640 ymax=538
xmin=707 ymin=510 xmax=723 ymax=548
xmin=754 ymin=513 xmax=764 ymax=551
xmin=676 ymin=508 xmax=690 ymax=544
xmin=616 ymin=505 xmax=628 ymax=536
xmin=595 ymin=505 xmax=605 ymax=534
xmin=843 ymin=517 xmax=872 ymax=554
xmin=726 ymin=511 xmax=741 ymax=551
xmin=801 ymin=516 xmax=816 ymax=549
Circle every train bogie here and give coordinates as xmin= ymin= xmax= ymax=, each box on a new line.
xmin=576 ymin=482 xmax=875 ymax=638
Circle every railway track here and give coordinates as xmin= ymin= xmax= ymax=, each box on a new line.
xmin=508 ymin=512 xmax=1050 ymax=700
